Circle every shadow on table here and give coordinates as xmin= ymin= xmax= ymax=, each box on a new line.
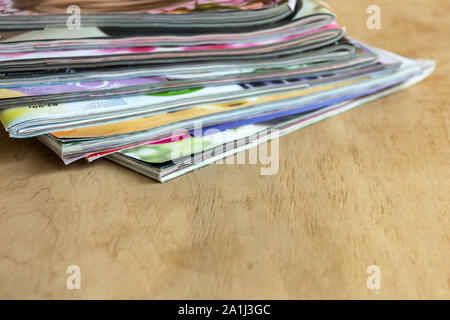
xmin=0 ymin=132 xmax=161 ymax=184
xmin=0 ymin=132 xmax=93 ymax=176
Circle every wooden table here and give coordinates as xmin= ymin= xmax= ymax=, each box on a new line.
xmin=0 ymin=0 xmax=448 ymax=299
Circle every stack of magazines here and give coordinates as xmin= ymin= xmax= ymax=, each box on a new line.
xmin=0 ymin=0 xmax=434 ymax=182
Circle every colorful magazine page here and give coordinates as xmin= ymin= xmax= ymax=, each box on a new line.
xmin=0 ymin=34 xmax=351 ymax=88
xmin=45 ymin=48 xmax=431 ymax=159
xmin=36 ymin=63 xmax=426 ymax=161
xmin=0 ymin=49 xmax=374 ymax=109
xmin=0 ymin=17 xmax=338 ymax=53
xmin=4 ymin=63 xmax=385 ymax=138
xmin=0 ymin=45 xmax=353 ymax=99
xmin=85 ymin=71 xmax=414 ymax=164
xmin=0 ymin=23 xmax=341 ymax=63
xmin=119 ymin=123 xmax=268 ymax=164
xmin=85 ymin=133 xmax=193 ymax=162
xmin=50 ymin=78 xmax=364 ymax=139
xmin=107 ymin=59 xmax=435 ymax=183
xmin=0 ymin=0 xmax=295 ymax=29
xmin=46 ymin=63 xmax=427 ymax=159
xmin=0 ymin=85 xmax=240 ymax=133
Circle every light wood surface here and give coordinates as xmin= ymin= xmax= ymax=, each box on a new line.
xmin=0 ymin=0 xmax=448 ymax=299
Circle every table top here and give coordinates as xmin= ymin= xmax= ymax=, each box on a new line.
xmin=0 ymin=0 xmax=448 ymax=299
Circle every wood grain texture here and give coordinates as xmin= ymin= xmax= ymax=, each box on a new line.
xmin=0 ymin=0 xmax=448 ymax=299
